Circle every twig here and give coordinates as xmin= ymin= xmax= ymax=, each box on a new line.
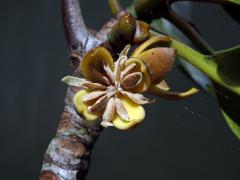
xmin=62 ymin=0 xmax=88 ymax=52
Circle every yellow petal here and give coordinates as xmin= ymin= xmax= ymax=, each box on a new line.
xmin=80 ymin=47 xmax=114 ymax=82
xmin=112 ymin=97 xmax=145 ymax=130
xmin=125 ymin=57 xmax=151 ymax=93
xmin=73 ymin=90 xmax=99 ymax=121
xmin=131 ymin=35 xmax=172 ymax=57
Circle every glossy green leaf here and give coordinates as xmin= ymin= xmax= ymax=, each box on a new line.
xmin=178 ymin=59 xmax=240 ymax=140
xmin=221 ymin=110 xmax=240 ymax=140
xmin=150 ymin=30 xmax=240 ymax=139
xmin=168 ymin=38 xmax=240 ymax=96
xmin=214 ymin=81 xmax=240 ymax=140
xmin=169 ymin=35 xmax=240 ymax=140
xmin=212 ymin=45 xmax=240 ymax=85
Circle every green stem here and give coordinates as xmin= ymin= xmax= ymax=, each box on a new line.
xmin=108 ymin=0 xmax=122 ymax=15
xmin=150 ymin=30 xmax=240 ymax=96
xmin=163 ymin=7 xmax=215 ymax=54
xmin=132 ymin=0 xmax=214 ymax=55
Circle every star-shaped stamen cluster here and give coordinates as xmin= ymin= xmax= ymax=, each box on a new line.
xmin=73 ymin=46 xmax=152 ymax=127
xmin=62 ymin=36 xmax=198 ymax=130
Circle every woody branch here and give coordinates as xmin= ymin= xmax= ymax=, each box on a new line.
xmin=39 ymin=0 xmax=120 ymax=179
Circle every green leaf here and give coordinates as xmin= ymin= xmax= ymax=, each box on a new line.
xmin=212 ymin=45 xmax=240 ymax=85
xmin=221 ymin=110 xmax=240 ymax=140
xmin=61 ymin=76 xmax=86 ymax=86
xmin=229 ymin=0 xmax=240 ymax=5
xmin=168 ymin=38 xmax=240 ymax=96
xmin=214 ymin=81 xmax=240 ymax=139
xmin=169 ymin=36 xmax=240 ymax=140
xmin=178 ymin=60 xmax=240 ymax=140
xmin=151 ymin=30 xmax=240 ymax=139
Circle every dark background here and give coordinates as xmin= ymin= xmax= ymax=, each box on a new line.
xmin=0 ymin=0 xmax=240 ymax=179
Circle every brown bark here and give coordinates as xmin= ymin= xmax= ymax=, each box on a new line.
xmin=40 ymin=1 xmax=124 ymax=179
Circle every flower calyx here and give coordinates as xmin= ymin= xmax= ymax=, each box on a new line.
xmin=62 ymin=36 xmax=198 ymax=130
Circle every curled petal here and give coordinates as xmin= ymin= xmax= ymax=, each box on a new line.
xmin=82 ymin=91 xmax=106 ymax=103
xmin=121 ymin=91 xmax=153 ymax=104
xmin=121 ymin=63 xmax=137 ymax=79
xmin=80 ymin=46 xmax=114 ymax=81
xmin=121 ymin=72 xmax=143 ymax=90
xmin=125 ymin=57 xmax=151 ymax=93
xmin=88 ymin=95 xmax=108 ymax=113
xmin=131 ymin=35 xmax=172 ymax=57
xmin=149 ymin=86 xmax=199 ymax=100
xmin=115 ymin=98 xmax=129 ymax=121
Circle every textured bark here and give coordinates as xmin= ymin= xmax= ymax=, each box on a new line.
xmin=40 ymin=1 xmax=124 ymax=179
xmin=62 ymin=0 xmax=88 ymax=51
xmin=40 ymin=86 xmax=104 ymax=180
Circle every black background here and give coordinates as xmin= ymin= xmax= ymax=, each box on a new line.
xmin=0 ymin=0 xmax=240 ymax=179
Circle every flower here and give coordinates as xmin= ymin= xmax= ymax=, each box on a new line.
xmin=62 ymin=36 xmax=198 ymax=130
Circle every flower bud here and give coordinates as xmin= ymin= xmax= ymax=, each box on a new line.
xmin=119 ymin=13 xmax=136 ymax=41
